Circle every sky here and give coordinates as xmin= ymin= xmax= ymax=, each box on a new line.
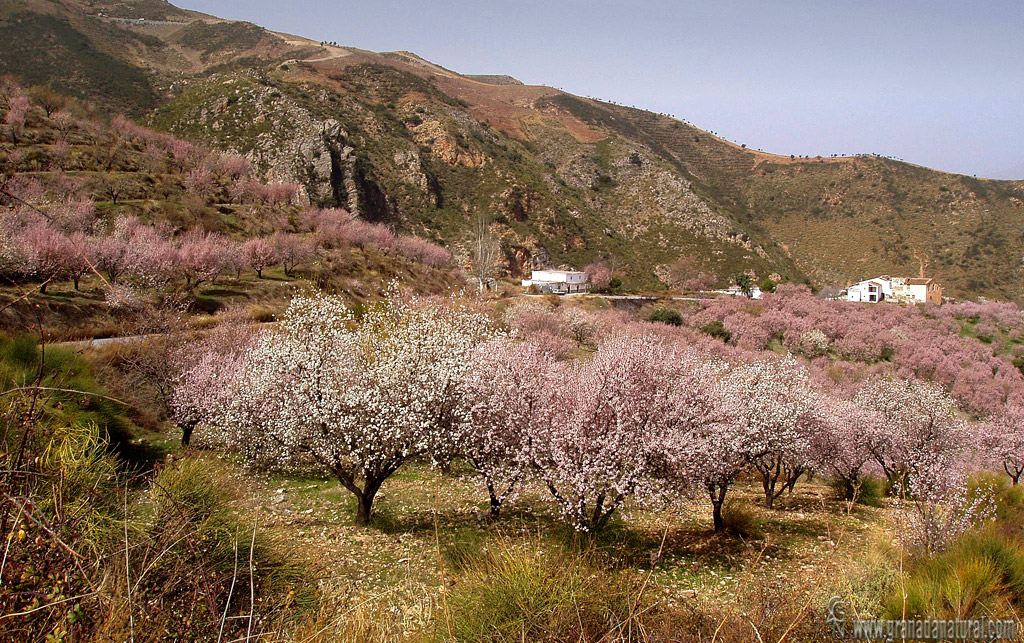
xmin=176 ymin=0 xmax=1024 ymax=179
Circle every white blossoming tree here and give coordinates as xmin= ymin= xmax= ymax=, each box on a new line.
xmin=855 ymin=377 xmax=968 ymax=491
xmin=728 ymin=356 xmax=821 ymax=509
xmin=210 ymin=291 xmax=495 ymax=525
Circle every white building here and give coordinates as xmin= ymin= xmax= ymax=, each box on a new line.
xmin=846 ymin=278 xmax=893 ymax=303
xmin=522 ymin=270 xmax=589 ymax=294
xmin=846 ymin=276 xmax=942 ymax=304
xmin=901 ymin=277 xmax=943 ymax=304
xmin=720 ymin=285 xmax=763 ymax=299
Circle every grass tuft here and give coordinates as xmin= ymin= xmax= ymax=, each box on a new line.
xmin=442 ymin=538 xmax=643 ymax=642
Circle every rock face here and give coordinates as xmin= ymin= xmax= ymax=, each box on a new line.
xmin=411 ymin=118 xmax=487 ymax=168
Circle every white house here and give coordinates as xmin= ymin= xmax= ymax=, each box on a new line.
xmin=846 ymin=278 xmax=893 ymax=303
xmin=900 ymin=277 xmax=943 ymax=304
xmin=522 ymin=270 xmax=589 ymax=294
xmin=720 ymin=285 xmax=763 ymax=299
xmin=846 ymin=276 xmax=942 ymax=304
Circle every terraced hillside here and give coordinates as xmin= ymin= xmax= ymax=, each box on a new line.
xmin=3 ymin=0 xmax=1023 ymax=299
xmin=0 ymin=80 xmax=462 ymax=337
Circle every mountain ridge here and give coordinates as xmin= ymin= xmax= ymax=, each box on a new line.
xmin=2 ymin=0 xmax=1023 ymax=300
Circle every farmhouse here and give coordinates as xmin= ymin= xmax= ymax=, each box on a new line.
xmin=845 ymin=276 xmax=942 ymax=304
xmin=522 ymin=269 xmax=590 ymax=294
xmin=720 ymin=285 xmax=763 ymax=299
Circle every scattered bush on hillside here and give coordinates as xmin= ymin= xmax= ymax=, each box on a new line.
xmin=700 ymin=319 xmax=731 ymax=342
xmin=647 ymin=307 xmax=683 ymax=326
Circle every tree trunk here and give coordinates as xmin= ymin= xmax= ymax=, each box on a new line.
xmin=181 ymin=423 xmax=194 ymax=447
xmin=758 ymin=458 xmax=784 ymax=509
xmin=586 ymin=493 xmax=618 ymax=533
xmin=487 ymin=480 xmax=501 ymax=519
xmin=352 ymin=477 xmax=383 ymax=526
xmin=73 ymin=276 xmax=80 ymax=291
xmin=39 ymin=281 xmax=48 ymax=294
xmin=256 ymin=268 xmax=263 ymax=279
xmin=712 ymin=500 xmax=724 ymax=531
xmin=708 ymin=483 xmax=727 ymax=532
xmin=763 ymin=477 xmax=777 ymax=510
xmin=1005 ymin=463 xmax=1022 ymax=485
xmin=784 ymin=467 xmax=804 ymax=495
xmin=355 ymin=493 xmax=374 ymax=526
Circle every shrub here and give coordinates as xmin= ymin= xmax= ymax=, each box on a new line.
xmin=721 ymin=499 xmax=762 ymax=538
xmin=1 ymin=333 xmax=39 ymax=367
xmin=442 ymin=540 xmax=641 ymax=642
xmin=886 ymin=529 xmax=1024 ymax=619
xmin=647 ymin=307 xmax=683 ymax=326
xmin=700 ymin=320 xmax=732 ymax=343
xmin=842 ymin=539 xmax=902 ymax=617
xmin=0 ymin=422 xmax=123 ymax=636
xmin=828 ymin=475 xmax=884 ymax=507
xmin=247 ymin=304 xmax=277 ymax=323
xmin=137 ymin=457 xmax=312 ymax=639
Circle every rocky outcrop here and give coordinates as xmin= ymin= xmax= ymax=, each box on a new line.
xmin=411 ymin=118 xmax=487 ymax=167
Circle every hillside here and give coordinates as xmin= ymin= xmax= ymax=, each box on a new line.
xmin=2 ymin=0 xmax=1023 ymax=299
xmin=0 ymin=76 xmax=462 ymax=338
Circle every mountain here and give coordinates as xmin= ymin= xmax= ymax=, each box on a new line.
xmin=3 ymin=0 xmax=1024 ymax=300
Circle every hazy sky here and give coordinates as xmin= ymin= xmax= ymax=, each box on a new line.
xmin=177 ymin=0 xmax=1024 ymax=179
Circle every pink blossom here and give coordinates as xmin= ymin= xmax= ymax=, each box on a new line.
xmin=242 ymin=238 xmax=277 ymax=278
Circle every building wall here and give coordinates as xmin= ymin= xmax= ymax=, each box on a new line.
xmin=531 ymin=270 xmax=587 ymax=284
xmin=847 ymin=280 xmax=888 ymax=303
xmin=907 ymin=284 xmax=928 ymax=302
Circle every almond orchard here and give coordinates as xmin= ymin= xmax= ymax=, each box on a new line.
xmin=4 ymin=82 xmax=1024 ymax=643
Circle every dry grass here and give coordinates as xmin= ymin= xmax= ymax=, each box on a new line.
xmin=186 ymin=454 xmax=889 ymax=642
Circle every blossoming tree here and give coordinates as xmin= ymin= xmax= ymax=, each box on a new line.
xmin=650 ymin=350 xmax=737 ymax=531
xmin=526 ymin=334 xmax=685 ymax=532
xmin=462 ymin=337 xmax=553 ymax=518
xmin=982 ymin=404 xmax=1024 ymax=485
xmin=728 ymin=356 xmax=821 ymax=509
xmin=813 ymin=398 xmax=882 ymax=502
xmin=855 ymin=378 xmax=967 ymax=490
xmin=209 ymin=291 xmax=494 ymax=525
